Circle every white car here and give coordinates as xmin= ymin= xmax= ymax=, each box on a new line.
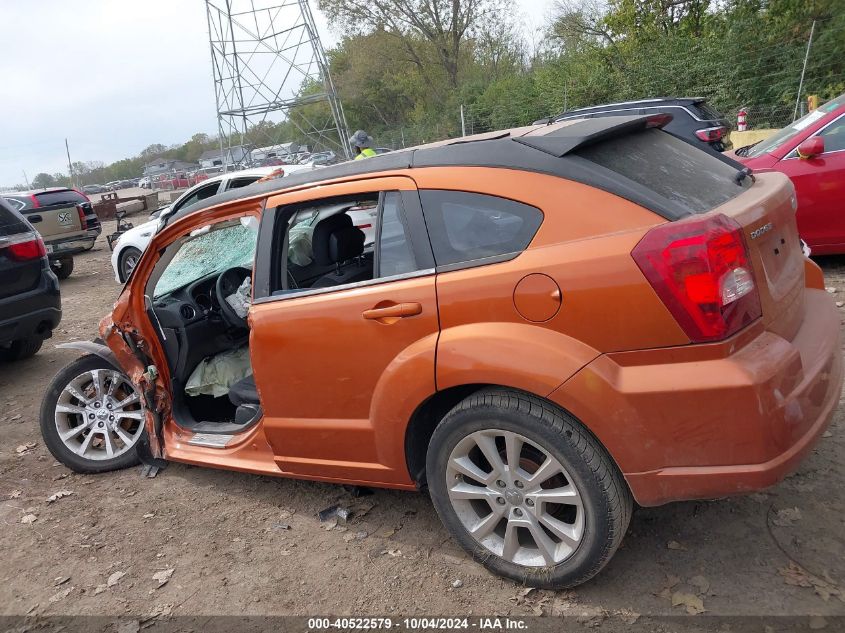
xmin=110 ymin=164 xmax=318 ymax=282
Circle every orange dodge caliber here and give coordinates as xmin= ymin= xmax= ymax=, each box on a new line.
xmin=41 ymin=115 xmax=842 ymax=588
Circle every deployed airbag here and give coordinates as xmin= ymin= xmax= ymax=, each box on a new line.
xmin=185 ymin=347 xmax=252 ymax=398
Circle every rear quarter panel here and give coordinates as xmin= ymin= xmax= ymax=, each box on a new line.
xmin=409 ymin=167 xmax=690 ymax=395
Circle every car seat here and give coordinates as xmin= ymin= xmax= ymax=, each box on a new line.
xmin=310 ymin=214 xmax=371 ymax=288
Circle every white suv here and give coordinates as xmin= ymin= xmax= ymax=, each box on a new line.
xmin=110 ymin=165 xmax=316 ymax=282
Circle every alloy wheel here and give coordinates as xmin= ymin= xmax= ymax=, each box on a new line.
xmin=122 ymin=251 xmax=140 ymax=279
xmin=54 ymin=368 xmax=145 ymax=461
xmin=446 ymin=429 xmax=585 ymax=567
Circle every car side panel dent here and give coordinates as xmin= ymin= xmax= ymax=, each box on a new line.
xmin=437 ymin=322 xmax=600 ymax=397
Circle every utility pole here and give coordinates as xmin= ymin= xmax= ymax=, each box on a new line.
xmin=65 ymin=138 xmax=74 ymax=188
xmin=460 ymin=105 xmax=467 ymax=137
xmin=22 ymin=170 xmax=31 ymax=190
xmin=793 ymin=20 xmax=816 ymax=122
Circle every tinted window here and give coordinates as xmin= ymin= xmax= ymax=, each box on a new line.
xmin=576 ymin=129 xmax=749 ymax=213
xmin=3 ymin=197 xmax=27 ymax=212
xmin=420 ymin=191 xmax=543 ymax=266
xmin=35 ymin=190 xmax=87 ymax=206
xmin=691 ymin=102 xmax=723 ymax=120
xmin=228 ymin=177 xmax=259 ymax=190
xmin=0 ymin=198 xmax=29 ymax=236
xmin=174 ymin=183 xmax=220 ymax=212
xmin=378 ymin=192 xmax=417 ymax=277
xmin=820 ymin=115 xmax=845 ymax=153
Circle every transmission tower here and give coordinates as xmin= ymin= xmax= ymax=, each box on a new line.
xmin=205 ymin=0 xmax=351 ymax=167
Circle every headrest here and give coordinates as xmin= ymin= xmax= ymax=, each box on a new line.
xmin=329 ymin=225 xmax=365 ymax=263
xmin=313 ymin=213 xmax=363 ymax=265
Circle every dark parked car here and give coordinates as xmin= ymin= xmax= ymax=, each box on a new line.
xmin=82 ymin=184 xmax=107 ymax=194
xmin=535 ymin=97 xmax=730 ymax=152
xmin=0 ymin=198 xmax=61 ymax=361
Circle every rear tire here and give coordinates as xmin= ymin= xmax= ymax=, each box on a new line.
xmin=40 ymin=354 xmax=144 ymax=473
xmin=0 ymin=337 xmax=43 ymax=361
xmin=51 ymin=257 xmax=74 ymax=279
xmin=426 ymin=388 xmax=632 ymax=589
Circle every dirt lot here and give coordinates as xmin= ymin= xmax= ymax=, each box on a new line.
xmin=1 ymin=224 xmax=844 ymax=629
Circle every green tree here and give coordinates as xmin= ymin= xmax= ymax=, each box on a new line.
xmin=31 ymin=172 xmax=56 ymax=188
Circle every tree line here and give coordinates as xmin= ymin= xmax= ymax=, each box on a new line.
xmin=15 ymin=0 xmax=844 ymax=191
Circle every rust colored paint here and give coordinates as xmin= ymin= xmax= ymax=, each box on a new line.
xmin=513 ymin=273 xmax=562 ymax=322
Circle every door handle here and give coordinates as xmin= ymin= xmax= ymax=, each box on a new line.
xmin=28 ymin=215 xmax=43 ymax=223
xmin=363 ymin=302 xmax=422 ymax=323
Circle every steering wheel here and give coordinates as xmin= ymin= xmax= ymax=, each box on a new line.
xmin=215 ymin=266 xmax=251 ymax=330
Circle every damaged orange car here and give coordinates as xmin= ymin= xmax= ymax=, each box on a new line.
xmin=40 ymin=115 xmax=842 ymax=588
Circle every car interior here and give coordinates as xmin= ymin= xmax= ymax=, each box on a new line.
xmin=146 ymin=194 xmax=380 ymax=435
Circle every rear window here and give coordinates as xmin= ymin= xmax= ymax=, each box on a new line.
xmin=420 ymin=191 xmax=543 ymax=267
xmin=691 ymin=101 xmax=723 ymax=120
xmin=576 ymin=129 xmax=749 ymax=213
xmin=34 ymin=189 xmax=87 ymax=207
xmin=0 ymin=199 xmax=29 ymax=237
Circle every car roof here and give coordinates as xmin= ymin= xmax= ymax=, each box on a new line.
xmin=169 ymin=114 xmax=701 ymax=226
xmin=5 ymin=187 xmax=75 ymax=197
xmin=191 ymin=165 xmax=283 ymax=186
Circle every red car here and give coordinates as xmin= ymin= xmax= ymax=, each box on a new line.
xmin=733 ymin=94 xmax=845 ymax=254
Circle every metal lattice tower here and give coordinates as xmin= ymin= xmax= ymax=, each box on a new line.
xmin=205 ymin=0 xmax=351 ymax=166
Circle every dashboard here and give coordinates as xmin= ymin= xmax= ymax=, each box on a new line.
xmin=154 ymin=273 xmax=222 ymax=326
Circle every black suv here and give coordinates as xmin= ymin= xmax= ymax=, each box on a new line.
xmin=535 ymin=97 xmax=730 ymax=152
xmin=0 ymin=198 xmax=61 ymax=361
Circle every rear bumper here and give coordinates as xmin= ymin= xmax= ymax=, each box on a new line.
xmin=46 ymin=235 xmax=95 ymax=258
xmin=550 ymin=288 xmax=842 ymax=506
xmin=0 ymin=273 xmax=62 ymax=345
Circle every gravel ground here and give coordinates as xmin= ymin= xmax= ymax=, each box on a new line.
xmin=1 ymin=224 xmax=844 ymax=630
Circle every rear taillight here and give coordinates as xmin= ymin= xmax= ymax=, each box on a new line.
xmin=3 ymin=233 xmax=47 ymax=261
xmin=76 ymin=204 xmax=88 ymax=230
xmin=632 ymin=214 xmax=761 ymax=343
xmin=695 ymin=126 xmax=727 ymax=142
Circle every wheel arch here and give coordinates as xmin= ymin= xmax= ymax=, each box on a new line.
xmin=404 ymin=383 xmax=630 ymax=497
xmin=56 ymin=340 xmax=119 ymax=367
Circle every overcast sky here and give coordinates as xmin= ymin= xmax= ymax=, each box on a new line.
xmin=0 ymin=0 xmax=557 ymax=187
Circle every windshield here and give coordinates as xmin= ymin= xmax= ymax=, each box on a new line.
xmin=745 ymin=94 xmax=845 ymax=158
xmin=153 ymin=220 xmax=257 ymax=298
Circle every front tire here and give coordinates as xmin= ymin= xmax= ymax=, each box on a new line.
xmin=118 ymin=247 xmax=142 ymax=282
xmin=426 ymin=389 xmax=632 ymax=589
xmin=40 ymin=354 xmax=145 ymax=473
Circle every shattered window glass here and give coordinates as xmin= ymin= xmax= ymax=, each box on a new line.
xmin=154 ymin=222 xmax=256 ymax=298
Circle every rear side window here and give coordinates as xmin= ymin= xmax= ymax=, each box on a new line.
xmin=420 ymin=191 xmax=543 ymax=267
xmin=34 ymin=190 xmax=87 ymax=207
xmin=0 ymin=199 xmax=29 ymax=236
xmin=576 ymin=129 xmax=749 ymax=213
xmin=3 ymin=196 xmax=30 ymax=211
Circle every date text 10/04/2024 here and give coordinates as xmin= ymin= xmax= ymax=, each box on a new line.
xmin=307 ymin=617 xmax=529 ymax=630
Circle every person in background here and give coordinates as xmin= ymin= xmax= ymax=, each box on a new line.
xmin=349 ymin=130 xmax=377 ymax=160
